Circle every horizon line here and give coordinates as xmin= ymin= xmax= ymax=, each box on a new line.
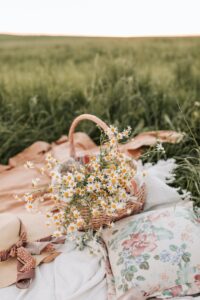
xmin=1 ymin=32 xmax=200 ymax=39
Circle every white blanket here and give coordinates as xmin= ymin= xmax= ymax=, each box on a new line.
xmin=0 ymin=242 xmax=107 ymax=300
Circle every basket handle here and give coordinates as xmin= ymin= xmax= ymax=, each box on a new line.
xmin=68 ymin=114 xmax=109 ymax=158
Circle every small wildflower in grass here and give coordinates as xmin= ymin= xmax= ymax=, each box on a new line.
xmin=156 ymin=142 xmax=165 ymax=153
xmin=180 ymin=189 xmax=192 ymax=201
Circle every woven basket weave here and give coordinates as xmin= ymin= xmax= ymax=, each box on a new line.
xmin=66 ymin=114 xmax=145 ymax=230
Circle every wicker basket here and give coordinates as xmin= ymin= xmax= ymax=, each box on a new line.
xmin=64 ymin=114 xmax=145 ymax=230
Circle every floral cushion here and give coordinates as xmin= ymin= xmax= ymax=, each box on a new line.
xmin=102 ymin=202 xmax=200 ymax=299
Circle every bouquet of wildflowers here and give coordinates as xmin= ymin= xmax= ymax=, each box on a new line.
xmin=22 ymin=119 xmax=145 ymax=240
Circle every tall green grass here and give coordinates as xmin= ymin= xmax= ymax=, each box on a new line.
xmin=0 ymin=35 xmax=199 ymax=203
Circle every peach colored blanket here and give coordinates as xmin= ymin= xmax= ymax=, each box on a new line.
xmin=0 ymin=131 xmax=183 ymax=213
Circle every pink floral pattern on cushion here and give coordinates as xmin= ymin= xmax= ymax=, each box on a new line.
xmin=122 ymin=233 xmax=157 ymax=256
xmin=102 ymin=202 xmax=200 ymax=299
xmin=195 ymin=274 xmax=200 ymax=288
xmin=166 ymin=285 xmax=183 ymax=297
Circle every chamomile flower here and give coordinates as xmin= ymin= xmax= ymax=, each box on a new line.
xmin=91 ymin=162 xmax=100 ymax=172
xmin=62 ymin=189 xmax=74 ymax=202
xmin=54 ymin=219 xmax=62 ymax=227
xmin=122 ymin=126 xmax=131 ymax=138
xmin=48 ymin=184 xmax=55 ymax=193
xmin=107 ymin=184 xmax=116 ymax=194
xmin=67 ymin=223 xmax=77 ymax=233
xmin=100 ymin=200 xmax=107 ymax=209
xmin=106 ymin=125 xmax=118 ymax=138
xmin=87 ymin=175 xmax=95 ymax=183
xmin=32 ymin=177 xmax=40 ymax=187
xmin=76 ymin=218 xmax=85 ymax=228
xmin=104 ymin=154 xmax=111 ymax=162
xmin=51 ymin=194 xmax=59 ymax=202
xmin=92 ymin=208 xmax=100 ymax=217
xmin=109 ymin=176 xmax=118 ymax=186
xmin=51 ymin=171 xmax=62 ymax=185
xmin=79 ymin=188 xmax=85 ymax=196
xmin=120 ymin=165 xmax=128 ymax=175
xmin=52 ymin=213 xmax=60 ymax=221
xmin=95 ymin=173 xmax=102 ymax=181
xmin=39 ymin=167 xmax=45 ymax=175
xmin=117 ymin=132 xmax=123 ymax=140
xmin=24 ymin=193 xmax=34 ymax=202
xmin=65 ymin=173 xmax=74 ymax=182
xmin=75 ymin=172 xmax=85 ymax=182
xmin=14 ymin=194 xmax=22 ymax=202
xmin=86 ymin=183 xmax=96 ymax=193
xmin=24 ymin=161 xmax=34 ymax=169
xmin=109 ymin=137 xmax=118 ymax=147
xmin=111 ymin=202 xmax=117 ymax=210
xmin=46 ymin=211 xmax=53 ymax=218
xmin=119 ymin=188 xmax=128 ymax=201
xmin=73 ymin=209 xmax=80 ymax=219
xmin=62 ymin=175 xmax=70 ymax=186
xmin=156 ymin=142 xmax=165 ymax=153
xmin=46 ymin=162 xmax=53 ymax=170
xmin=94 ymin=182 xmax=101 ymax=192
xmin=25 ymin=201 xmax=37 ymax=212
xmin=45 ymin=153 xmax=56 ymax=163
xmin=53 ymin=230 xmax=63 ymax=237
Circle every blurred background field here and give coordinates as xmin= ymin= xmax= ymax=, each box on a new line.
xmin=0 ymin=35 xmax=200 ymax=203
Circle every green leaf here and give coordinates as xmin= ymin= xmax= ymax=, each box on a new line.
xmin=125 ymin=272 xmax=134 ymax=281
xmin=169 ymin=244 xmax=178 ymax=251
xmin=181 ymin=243 xmax=187 ymax=249
xmin=112 ymin=230 xmax=119 ymax=235
xmin=117 ymin=257 xmax=124 ymax=265
xmin=121 ymin=269 xmax=125 ymax=276
xmin=129 ymin=265 xmax=138 ymax=272
xmin=153 ymin=227 xmax=174 ymax=240
xmin=143 ymin=253 xmax=150 ymax=260
xmin=163 ymin=290 xmax=172 ymax=297
xmin=154 ymin=255 xmax=160 ymax=260
xmin=182 ymin=253 xmax=190 ymax=262
xmin=123 ymin=284 xmax=129 ymax=292
xmin=139 ymin=261 xmax=149 ymax=270
xmin=136 ymin=276 xmax=145 ymax=281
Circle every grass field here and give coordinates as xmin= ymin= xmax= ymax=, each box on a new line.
xmin=0 ymin=35 xmax=200 ymax=204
